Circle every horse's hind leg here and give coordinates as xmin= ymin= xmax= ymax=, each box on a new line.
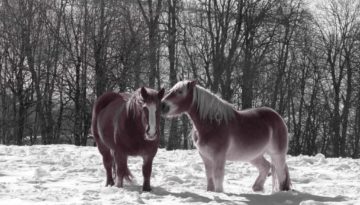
xmin=113 ymin=151 xmax=132 ymax=188
xmin=250 ymin=156 xmax=271 ymax=192
xmin=270 ymin=154 xmax=291 ymax=191
xmin=97 ymin=143 xmax=114 ymax=186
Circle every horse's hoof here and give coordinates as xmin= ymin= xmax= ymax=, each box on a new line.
xmin=252 ymin=185 xmax=264 ymax=192
xmin=207 ymin=184 xmax=215 ymax=192
xmin=115 ymin=181 xmax=124 ymax=188
xmin=207 ymin=187 xmax=215 ymax=192
xmin=214 ymin=188 xmax=224 ymax=192
xmin=106 ymin=180 xmax=115 ymax=187
xmin=142 ymin=186 xmax=152 ymax=192
xmin=280 ymin=187 xmax=291 ymax=192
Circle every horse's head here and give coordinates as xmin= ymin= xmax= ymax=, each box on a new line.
xmin=161 ymin=80 xmax=196 ymax=117
xmin=140 ymin=87 xmax=165 ymax=141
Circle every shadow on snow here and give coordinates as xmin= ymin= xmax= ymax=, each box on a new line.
xmin=124 ymin=185 xmax=347 ymax=205
xmin=235 ymin=190 xmax=346 ymax=205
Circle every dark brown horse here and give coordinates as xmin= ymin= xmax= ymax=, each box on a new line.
xmin=161 ymin=80 xmax=291 ymax=193
xmin=91 ymin=87 xmax=164 ymax=191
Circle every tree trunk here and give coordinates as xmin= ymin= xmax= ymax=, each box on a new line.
xmin=81 ymin=0 xmax=90 ymax=146
xmin=16 ymin=72 xmax=26 ymax=146
xmin=242 ymin=32 xmax=254 ymax=109
xmin=74 ymin=57 xmax=82 ymax=146
xmin=137 ymin=0 xmax=163 ymax=88
xmin=94 ymin=0 xmax=107 ymax=97
xmin=0 ymin=54 xmax=5 ymax=144
xmin=339 ymin=52 xmax=353 ymax=157
xmin=54 ymin=75 xmax=65 ymax=143
xmin=332 ymin=86 xmax=341 ymax=157
xmin=353 ymin=92 xmax=360 ymax=158
xmin=166 ymin=0 xmax=180 ymax=150
xmin=148 ymin=32 xmax=157 ymax=88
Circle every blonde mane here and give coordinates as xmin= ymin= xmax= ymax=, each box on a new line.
xmin=192 ymin=85 xmax=235 ymax=124
xmin=126 ymin=89 xmax=143 ymax=117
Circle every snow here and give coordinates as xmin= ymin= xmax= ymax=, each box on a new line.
xmin=0 ymin=145 xmax=359 ymax=205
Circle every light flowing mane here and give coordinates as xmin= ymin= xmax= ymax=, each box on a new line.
xmin=126 ymin=89 xmax=143 ymax=117
xmin=192 ymin=85 xmax=235 ymax=124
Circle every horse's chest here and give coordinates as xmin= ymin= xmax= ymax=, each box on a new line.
xmin=116 ymin=134 xmax=155 ymax=155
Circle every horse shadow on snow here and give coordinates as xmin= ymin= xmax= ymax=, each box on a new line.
xmin=234 ymin=190 xmax=346 ymax=205
xmin=124 ymin=185 xmax=347 ymax=205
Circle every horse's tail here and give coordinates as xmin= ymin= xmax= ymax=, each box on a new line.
xmin=123 ymin=166 xmax=133 ymax=182
xmin=112 ymin=160 xmax=133 ymax=182
xmin=283 ymin=164 xmax=292 ymax=190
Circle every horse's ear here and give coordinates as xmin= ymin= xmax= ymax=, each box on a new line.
xmin=188 ymin=80 xmax=197 ymax=89
xmin=140 ymin=87 xmax=149 ymax=100
xmin=158 ymin=88 xmax=165 ymax=99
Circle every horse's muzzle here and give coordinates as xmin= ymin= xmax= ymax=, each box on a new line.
xmin=160 ymin=102 xmax=170 ymax=114
xmin=145 ymin=133 xmax=157 ymax=141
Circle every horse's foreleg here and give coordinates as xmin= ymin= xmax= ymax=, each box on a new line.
xmin=200 ymin=153 xmax=214 ymax=191
xmin=142 ymin=155 xmax=154 ymax=192
xmin=250 ymin=156 xmax=271 ymax=192
xmin=213 ymin=159 xmax=225 ymax=192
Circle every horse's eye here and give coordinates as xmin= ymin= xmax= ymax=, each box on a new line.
xmin=177 ymin=90 xmax=183 ymax=95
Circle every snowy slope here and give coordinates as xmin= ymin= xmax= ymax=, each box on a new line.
xmin=0 ymin=145 xmax=359 ymax=205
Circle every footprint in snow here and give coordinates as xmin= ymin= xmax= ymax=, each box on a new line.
xmin=82 ymin=190 xmax=100 ymax=201
xmin=34 ymin=167 xmax=50 ymax=179
xmin=165 ymin=176 xmax=184 ymax=184
xmin=334 ymin=164 xmax=351 ymax=171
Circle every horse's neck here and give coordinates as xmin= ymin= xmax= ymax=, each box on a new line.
xmin=187 ymin=103 xmax=209 ymax=132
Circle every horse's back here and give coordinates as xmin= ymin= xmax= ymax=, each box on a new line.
xmin=239 ymin=107 xmax=286 ymax=131
xmin=93 ymin=92 xmax=123 ymax=114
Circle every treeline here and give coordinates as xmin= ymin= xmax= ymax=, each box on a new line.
xmin=0 ymin=0 xmax=359 ymax=158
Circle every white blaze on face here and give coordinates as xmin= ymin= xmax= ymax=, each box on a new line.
xmin=147 ymin=104 xmax=157 ymax=137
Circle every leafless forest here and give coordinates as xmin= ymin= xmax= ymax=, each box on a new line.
xmin=0 ymin=0 xmax=359 ymax=158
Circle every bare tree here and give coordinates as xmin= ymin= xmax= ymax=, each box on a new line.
xmin=316 ymin=0 xmax=360 ymax=157
xmin=137 ymin=0 xmax=163 ymax=88
xmin=166 ymin=0 xmax=181 ymax=150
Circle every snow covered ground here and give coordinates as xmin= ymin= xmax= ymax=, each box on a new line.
xmin=0 ymin=145 xmax=359 ymax=205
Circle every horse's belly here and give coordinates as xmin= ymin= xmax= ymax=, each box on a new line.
xmin=225 ymin=137 xmax=267 ymax=161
